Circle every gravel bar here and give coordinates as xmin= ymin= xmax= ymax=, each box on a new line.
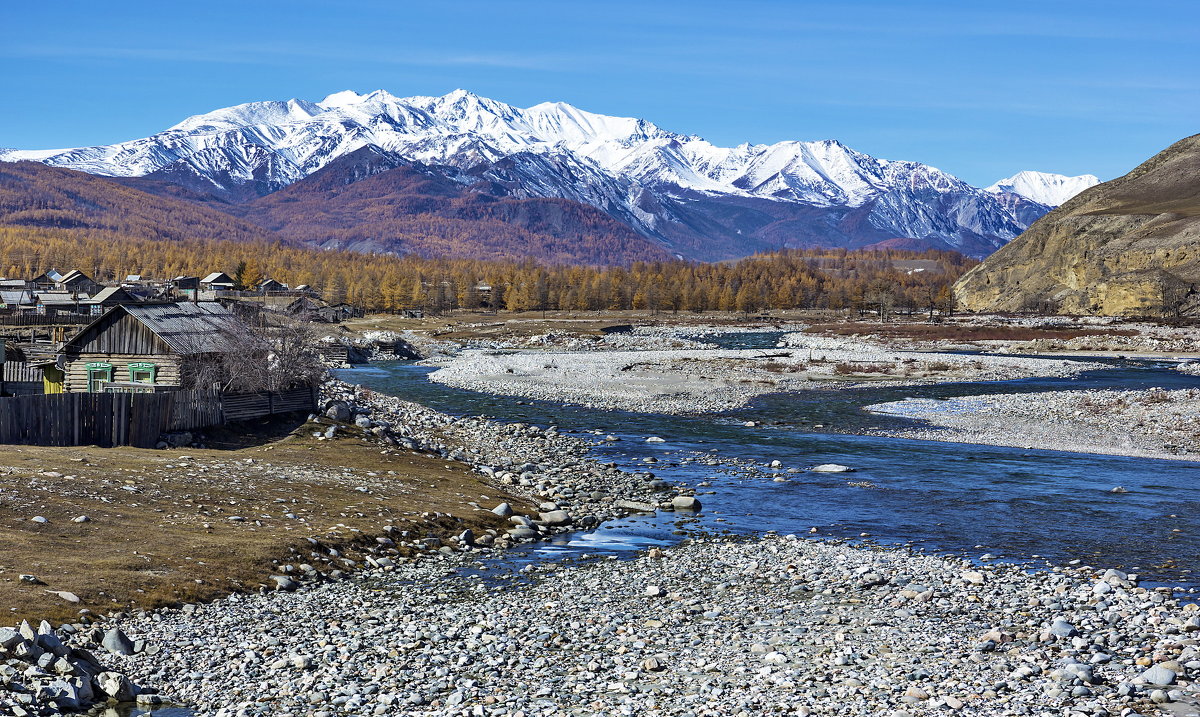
xmin=866 ymin=388 xmax=1200 ymax=462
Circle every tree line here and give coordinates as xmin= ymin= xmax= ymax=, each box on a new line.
xmin=0 ymin=225 xmax=974 ymax=316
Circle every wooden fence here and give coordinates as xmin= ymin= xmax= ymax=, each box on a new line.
xmin=0 ymin=386 xmax=316 ymax=448
xmin=0 ymin=313 xmax=93 ymax=327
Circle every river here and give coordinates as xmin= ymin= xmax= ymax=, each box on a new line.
xmin=336 ymin=331 xmax=1200 ymax=590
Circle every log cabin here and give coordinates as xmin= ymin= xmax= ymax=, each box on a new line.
xmin=57 ymin=302 xmax=248 ymax=393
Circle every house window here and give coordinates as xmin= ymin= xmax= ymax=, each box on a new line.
xmin=85 ymin=362 xmax=113 ymax=392
xmin=128 ymin=362 xmax=158 ymax=385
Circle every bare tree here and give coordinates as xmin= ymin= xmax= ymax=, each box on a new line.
xmin=180 ymin=315 xmax=325 ymax=393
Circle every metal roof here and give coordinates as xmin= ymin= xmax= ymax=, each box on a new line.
xmin=57 ymin=269 xmax=91 ymax=284
xmin=122 ymin=302 xmax=248 ymax=354
xmin=202 ymin=272 xmax=234 ymax=284
xmin=0 ymin=290 xmax=34 ymax=305
xmin=87 ymin=286 xmax=132 ymax=304
xmin=38 ymin=292 xmax=89 ymax=305
xmin=62 ymin=302 xmax=249 ymax=355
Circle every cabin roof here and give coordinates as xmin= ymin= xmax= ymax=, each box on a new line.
xmin=39 ymin=292 xmax=89 ymax=305
xmin=88 ymin=286 xmax=134 ymax=304
xmin=63 ymin=302 xmax=247 ymax=355
xmin=202 ymin=272 xmax=234 ymax=284
xmin=0 ymin=290 xmax=34 ymax=305
xmin=58 ymin=269 xmax=91 ymax=283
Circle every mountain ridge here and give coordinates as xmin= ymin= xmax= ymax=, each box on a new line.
xmin=1 ymin=89 xmax=1099 ymax=260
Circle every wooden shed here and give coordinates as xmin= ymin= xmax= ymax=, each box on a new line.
xmin=58 ymin=302 xmax=248 ymax=393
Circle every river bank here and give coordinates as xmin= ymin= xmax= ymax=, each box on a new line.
xmin=865 ymin=387 xmax=1200 ymax=463
xmin=0 ymin=377 xmax=684 ymax=714
xmin=89 ymin=532 xmax=1200 ymax=716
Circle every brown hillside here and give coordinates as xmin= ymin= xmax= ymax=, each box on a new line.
xmin=227 ymin=148 xmax=674 ymax=265
xmin=0 ymin=161 xmax=279 ymax=245
xmin=955 ymin=134 xmax=1200 ymax=316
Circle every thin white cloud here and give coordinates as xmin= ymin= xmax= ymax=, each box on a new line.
xmin=0 ymin=43 xmax=559 ymax=71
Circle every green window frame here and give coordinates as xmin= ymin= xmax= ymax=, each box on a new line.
xmin=128 ymin=362 xmax=158 ymax=384
xmin=86 ymin=362 xmax=113 ymax=393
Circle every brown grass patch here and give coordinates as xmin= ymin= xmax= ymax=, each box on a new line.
xmin=833 ymin=362 xmax=893 ymax=375
xmin=0 ymin=432 xmax=535 ymax=624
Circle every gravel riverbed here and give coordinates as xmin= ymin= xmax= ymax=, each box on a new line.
xmin=78 ymin=533 xmax=1200 ymax=717
xmin=424 ymin=331 xmax=1101 ymax=415
xmin=865 ymin=388 xmax=1200 ymax=462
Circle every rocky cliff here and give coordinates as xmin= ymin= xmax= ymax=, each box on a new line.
xmin=955 ymin=134 xmax=1200 ymax=316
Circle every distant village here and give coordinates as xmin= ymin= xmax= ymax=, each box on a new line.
xmin=0 ymin=268 xmax=364 ymax=324
xmin=0 ymin=267 xmax=380 ymax=402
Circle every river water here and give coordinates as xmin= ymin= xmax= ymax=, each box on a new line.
xmin=338 ymin=331 xmax=1200 ymax=590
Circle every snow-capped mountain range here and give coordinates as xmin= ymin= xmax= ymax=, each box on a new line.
xmin=0 ymin=89 xmax=1099 ymax=259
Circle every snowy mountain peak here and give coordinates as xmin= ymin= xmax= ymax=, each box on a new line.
xmin=1 ymin=89 xmax=1086 ymax=258
xmin=986 ymin=170 xmax=1100 ymax=207
xmin=320 ymin=89 xmax=371 ymax=107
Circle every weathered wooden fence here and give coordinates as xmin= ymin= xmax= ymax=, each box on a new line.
xmin=222 ymin=387 xmax=317 ymax=422
xmin=0 ymin=386 xmax=316 ymax=448
xmin=0 ymin=313 xmax=92 ymax=327
xmin=1 ymin=360 xmax=44 ymax=395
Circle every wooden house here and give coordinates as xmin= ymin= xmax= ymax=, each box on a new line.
xmin=83 ymin=286 xmax=138 ymax=314
xmin=56 ymin=270 xmax=101 ymax=296
xmin=57 ymin=302 xmax=247 ymax=393
xmin=30 ymin=269 xmax=64 ymax=291
xmin=201 ymin=272 xmax=236 ymax=292
xmin=170 ymin=276 xmax=200 ymax=300
xmin=0 ymin=288 xmax=35 ymax=314
xmin=257 ymin=278 xmax=288 ymax=293
xmin=37 ymin=291 xmax=88 ymax=315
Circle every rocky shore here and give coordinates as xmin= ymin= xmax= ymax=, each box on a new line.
xmin=424 ymin=330 xmax=1102 ymax=414
xmin=1178 ymin=362 xmax=1200 ymax=377
xmin=318 ymin=378 xmax=682 ymax=533
xmin=66 ymin=533 xmax=1200 ymax=716
xmin=866 ymin=388 xmax=1200 ymax=462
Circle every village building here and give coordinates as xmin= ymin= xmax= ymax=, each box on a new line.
xmin=30 ymin=269 xmax=64 ymax=291
xmin=200 ymin=272 xmax=236 ymax=292
xmin=57 ymin=302 xmax=247 ymax=393
xmin=83 ymin=286 xmax=139 ymax=314
xmin=36 ymin=291 xmax=89 ymax=314
xmin=55 ymin=269 xmax=101 ymax=296
xmin=257 ymin=278 xmax=288 ymax=293
xmin=170 ymin=276 xmax=201 ymax=299
xmin=0 ymin=288 xmax=35 ymax=313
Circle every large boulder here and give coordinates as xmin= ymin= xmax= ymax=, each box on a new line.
xmin=324 ymin=401 xmax=352 ymax=422
xmin=811 ymin=464 xmax=855 ymax=473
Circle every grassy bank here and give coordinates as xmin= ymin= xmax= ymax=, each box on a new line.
xmin=0 ymin=418 xmax=533 ymax=624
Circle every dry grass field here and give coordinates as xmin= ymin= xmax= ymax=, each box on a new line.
xmin=0 ymin=418 xmax=533 ymax=624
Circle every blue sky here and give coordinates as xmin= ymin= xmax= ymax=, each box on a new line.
xmin=2 ymin=0 xmax=1196 ymax=185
